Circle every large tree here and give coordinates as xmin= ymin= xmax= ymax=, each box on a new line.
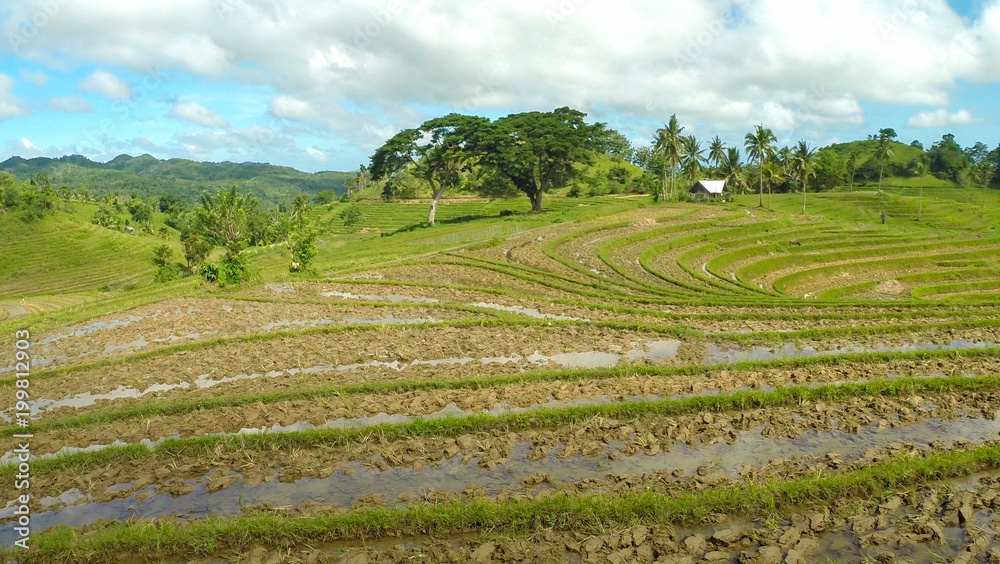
xmin=654 ymin=115 xmax=684 ymax=201
xmin=744 ymin=125 xmax=776 ymax=207
xmin=478 ymin=107 xmax=593 ymax=212
xmin=590 ymin=123 xmax=634 ymax=162
xmin=370 ymin=114 xmax=489 ymax=225
xmin=928 ymin=133 xmax=970 ymax=182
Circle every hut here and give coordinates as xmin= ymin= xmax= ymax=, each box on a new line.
xmin=689 ymin=180 xmax=727 ymax=200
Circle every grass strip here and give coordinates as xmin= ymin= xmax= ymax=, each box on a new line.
xmin=15 ymin=441 xmax=1000 ymax=563
xmin=8 ymin=370 xmax=1000 ymax=479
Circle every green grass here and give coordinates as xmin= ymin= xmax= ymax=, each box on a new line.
xmin=0 ymin=207 xmax=180 ymax=299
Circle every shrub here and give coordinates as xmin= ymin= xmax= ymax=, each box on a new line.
xmin=340 ymin=205 xmax=362 ymax=232
xmin=199 ymin=262 xmax=219 ymax=283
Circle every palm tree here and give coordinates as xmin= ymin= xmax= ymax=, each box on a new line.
xmin=792 ymin=141 xmax=816 ymax=215
xmin=681 ymin=135 xmax=705 ymax=182
xmin=708 ymin=136 xmax=726 ymax=174
xmin=875 ymin=133 xmax=894 ymax=194
xmin=774 ymin=146 xmax=793 ymax=208
xmin=720 ymin=147 xmax=745 ymax=193
xmin=914 ymin=159 xmax=928 ymax=222
xmin=763 ymin=162 xmax=785 ymax=201
xmin=654 ymin=115 xmax=684 ymax=201
xmin=745 ymin=125 xmax=776 ymax=207
xmin=847 ymin=150 xmax=860 ymax=191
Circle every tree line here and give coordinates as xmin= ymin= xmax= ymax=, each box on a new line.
xmin=371 ymin=109 xmax=1000 ymax=218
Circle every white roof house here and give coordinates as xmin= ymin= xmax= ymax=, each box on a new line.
xmin=690 ymin=180 xmax=727 ymax=195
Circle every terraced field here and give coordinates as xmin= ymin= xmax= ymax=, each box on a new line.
xmin=7 ymin=191 xmax=1000 ymax=563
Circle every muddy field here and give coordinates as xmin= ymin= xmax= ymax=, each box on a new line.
xmin=12 ymin=208 xmax=1000 ymax=563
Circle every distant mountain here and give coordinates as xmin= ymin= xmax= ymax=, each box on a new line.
xmin=0 ymin=154 xmax=354 ymax=204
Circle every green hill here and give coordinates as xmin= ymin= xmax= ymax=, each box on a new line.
xmin=0 ymin=154 xmax=354 ymax=205
xmin=0 ymin=204 xmax=180 ymax=299
xmin=824 ymin=139 xmax=925 ymax=167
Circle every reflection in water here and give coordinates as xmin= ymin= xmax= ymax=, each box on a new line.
xmin=704 ymin=338 xmax=996 ymax=365
xmin=5 ymin=413 xmax=999 ymax=547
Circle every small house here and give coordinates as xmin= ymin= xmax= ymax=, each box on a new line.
xmin=689 ymin=180 xmax=727 ymax=200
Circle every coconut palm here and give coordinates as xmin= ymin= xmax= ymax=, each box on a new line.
xmin=744 ymin=125 xmax=776 ymax=207
xmin=720 ymin=147 xmax=746 ymax=193
xmin=654 ymin=115 xmax=684 ymax=201
xmin=763 ymin=161 xmax=785 ymax=199
xmin=847 ymin=150 xmax=860 ymax=191
xmin=791 ymin=141 xmax=817 ymax=215
xmin=875 ymin=133 xmax=894 ymax=194
xmin=681 ymin=135 xmax=705 ymax=182
xmin=914 ymin=159 xmax=928 ymax=222
xmin=708 ymin=136 xmax=726 ymax=173
xmin=777 ymin=146 xmax=793 ymax=177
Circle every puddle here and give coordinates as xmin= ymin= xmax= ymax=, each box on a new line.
xmin=547 ymin=351 xmax=620 ymax=369
xmin=471 ymin=302 xmax=587 ymax=321
xmin=260 ymin=318 xmax=335 ymax=332
xmin=264 ymin=283 xmax=295 ymax=294
xmin=24 ymin=382 xmax=191 ymax=415
xmin=7 ymin=413 xmax=1000 ymax=547
xmin=0 ymin=355 xmax=66 ymax=375
xmin=627 ymin=340 xmax=680 ymax=362
xmin=340 ymin=315 xmax=441 ymax=326
xmin=321 ymin=291 xmax=439 ymax=304
xmin=705 ymin=338 xmax=998 ymax=364
xmin=21 ymin=340 xmax=683 ymax=415
xmin=103 ymin=338 xmax=150 ymax=354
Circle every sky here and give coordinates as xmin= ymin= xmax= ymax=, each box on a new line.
xmin=1 ymin=0 xmax=999 ymax=173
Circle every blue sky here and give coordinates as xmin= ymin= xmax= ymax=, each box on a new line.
xmin=2 ymin=0 xmax=1000 ymax=172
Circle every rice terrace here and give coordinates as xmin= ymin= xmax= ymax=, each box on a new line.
xmin=7 ymin=2 xmax=1000 ymax=563
xmin=6 ymin=129 xmax=1000 ymax=563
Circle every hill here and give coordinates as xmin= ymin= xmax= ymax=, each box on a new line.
xmin=0 ymin=203 xmax=183 ymax=300
xmin=0 ymin=154 xmax=354 ymax=205
xmin=824 ymin=139 xmax=925 ymax=168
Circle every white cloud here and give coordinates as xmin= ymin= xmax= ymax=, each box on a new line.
xmin=79 ymin=70 xmax=133 ymax=101
xmin=175 ymin=125 xmax=295 ymax=152
xmin=905 ymin=108 xmax=984 ymax=128
xmin=19 ymin=70 xmax=48 ymax=87
xmin=270 ymin=95 xmax=314 ymax=122
xmin=2 ymin=0 xmax=1000 ymax=165
xmin=48 ymin=96 xmax=94 ymax=113
xmin=0 ymin=74 xmax=30 ymax=120
xmin=306 ymin=147 xmax=326 ymax=160
xmin=168 ymin=101 xmax=229 ymax=127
